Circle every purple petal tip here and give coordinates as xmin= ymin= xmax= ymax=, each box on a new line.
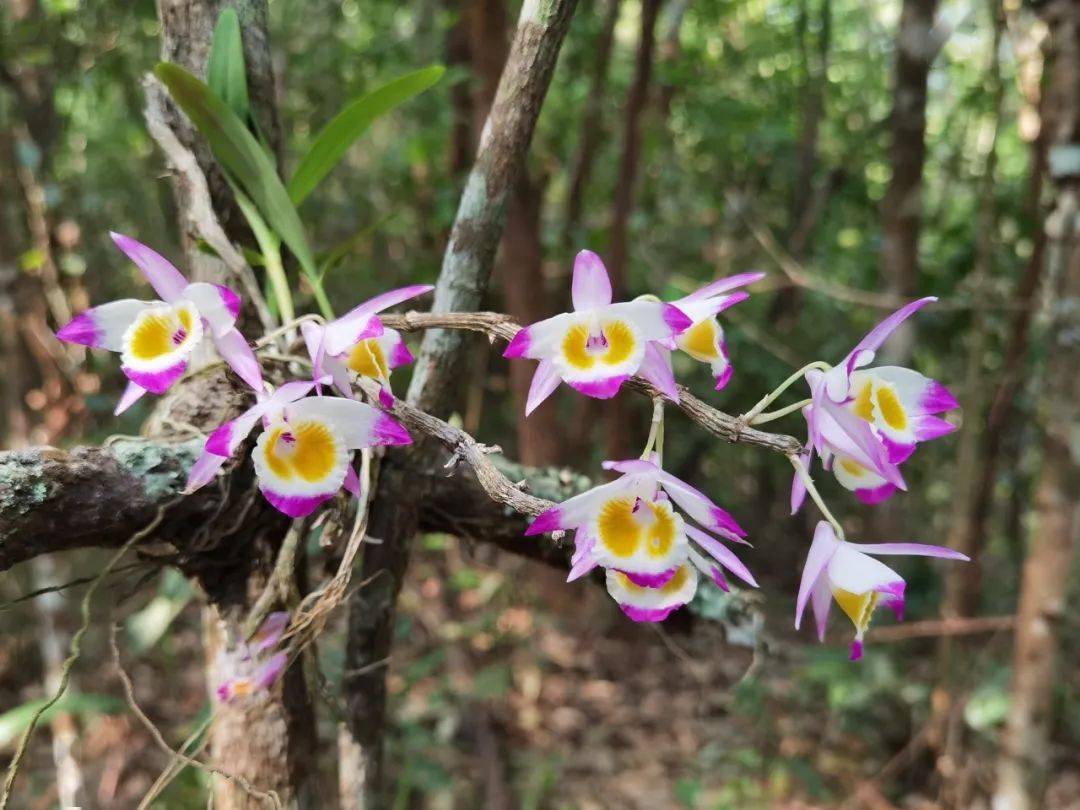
xmin=662 ymin=304 xmax=693 ymax=334
xmin=56 ymin=313 xmax=99 ymax=347
xmin=525 ymin=508 xmax=561 ymax=536
xmin=849 ymin=640 xmax=864 ymax=661
xmin=374 ymin=414 xmax=412 ymax=446
xmin=503 ymin=328 xmax=531 ymax=358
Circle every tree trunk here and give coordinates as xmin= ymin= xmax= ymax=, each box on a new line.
xmin=561 ymin=0 xmax=621 ymax=250
xmin=880 ymin=0 xmax=938 ymax=362
xmin=151 ymin=2 xmax=316 ymax=806
xmin=340 ymin=2 xmax=579 ymax=806
xmin=605 ymin=0 xmax=663 ymax=459
xmin=993 ymin=2 xmax=1080 ymax=806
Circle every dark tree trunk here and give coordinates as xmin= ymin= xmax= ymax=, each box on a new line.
xmin=605 ymin=0 xmax=663 ymax=459
xmin=151 ymin=2 xmax=317 ymax=805
xmin=340 ymin=3 xmax=579 ymax=805
xmin=561 ymin=0 xmax=621 ymax=250
xmin=880 ymin=0 xmax=939 ymax=362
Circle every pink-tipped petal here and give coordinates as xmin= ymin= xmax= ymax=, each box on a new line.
xmin=680 ymin=272 xmax=766 ymax=302
xmin=525 ymin=359 xmax=562 ymax=415
xmin=110 ymin=232 xmax=189 ymax=302
xmin=620 ymin=604 xmax=680 ymax=623
xmin=122 ymin=359 xmax=187 ymax=394
xmin=913 ymin=415 xmax=957 ymax=442
xmin=378 ymin=387 xmax=396 ymax=409
xmin=213 ymin=328 xmax=263 ymax=393
xmin=503 ymin=327 xmax=532 ymax=358
xmin=638 ymin=343 xmax=679 ymax=402
xmin=845 ymin=542 xmax=970 ymax=561
xmin=57 ymin=300 xmax=151 ymax=352
xmin=262 ymin=488 xmax=335 ymax=518
xmin=186 ymin=450 xmax=228 ymax=491
xmin=923 ymin=381 xmax=960 ymax=413
xmin=601 ymin=457 xmax=659 ymax=475
xmin=849 ymin=640 xmax=864 ymax=661
xmin=252 ymin=612 xmax=289 ymax=651
xmin=567 ymin=375 xmax=629 ymax=399
xmin=571 ymin=250 xmax=613 ymax=311
xmin=795 ymin=522 xmax=841 ymax=630
xmin=56 ymin=312 xmax=100 ymax=347
xmin=854 ymin=483 xmax=898 ymax=504
xmin=567 ymin=555 xmax=599 ymax=582
xmin=373 ymin=413 xmax=412 ymax=446
xmin=525 ymin=507 xmax=562 ymax=536
xmin=662 ymin=304 xmax=692 ymax=335
xmin=343 ymin=464 xmax=362 ymax=497
xmin=253 ymin=652 xmax=288 ymax=691
xmin=658 ymin=470 xmax=745 ymax=537
xmin=847 ymin=297 xmax=937 ymax=366
xmin=685 ymin=526 xmax=757 ymax=587
xmin=114 ymin=381 xmax=148 ymax=415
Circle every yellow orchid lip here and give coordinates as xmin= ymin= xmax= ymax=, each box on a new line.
xmin=561 ymin=319 xmax=638 ymax=372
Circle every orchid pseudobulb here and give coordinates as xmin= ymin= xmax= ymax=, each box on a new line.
xmin=55 ymin=233 xmax=262 ymax=415
xmin=796 ymin=522 xmax=968 ymax=660
xmin=503 ymin=250 xmax=692 ymax=412
xmin=526 ymin=455 xmax=755 ymax=621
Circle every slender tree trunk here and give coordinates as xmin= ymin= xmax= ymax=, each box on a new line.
xmin=151 ymin=3 xmax=316 ymax=805
xmin=993 ymin=2 xmax=1080 ymax=806
xmin=340 ymin=3 xmax=579 ymax=806
xmin=561 ymin=0 xmax=621 ymax=250
xmin=881 ymin=0 xmax=939 ymax=362
xmin=930 ymin=0 xmax=1004 ymax=783
xmin=606 ymin=0 xmax=663 ymax=459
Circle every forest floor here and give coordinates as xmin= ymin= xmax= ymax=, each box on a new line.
xmin=2 ymin=534 xmax=1078 ymax=809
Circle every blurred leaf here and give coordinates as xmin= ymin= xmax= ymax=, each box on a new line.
xmin=0 ymin=693 xmax=126 ymax=747
xmin=471 ymin=664 xmax=511 ymax=699
xmin=206 ymin=8 xmax=250 ymax=123
xmin=154 ymin=63 xmax=331 ymax=316
xmin=288 ymin=65 xmax=445 ymax=206
xmin=125 ymin=569 xmax=194 ymax=654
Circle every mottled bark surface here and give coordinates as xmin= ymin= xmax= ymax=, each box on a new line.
xmin=342 ymin=1 xmax=580 ymax=804
xmin=993 ymin=1 xmax=1080 ymax=806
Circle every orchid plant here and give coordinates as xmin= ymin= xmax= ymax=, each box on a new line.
xmin=59 ymin=225 xmax=966 ymax=670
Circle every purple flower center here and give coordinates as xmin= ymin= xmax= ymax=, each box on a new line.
xmin=171 ymin=327 xmax=188 ymax=346
xmin=586 ymin=331 xmax=609 ymax=353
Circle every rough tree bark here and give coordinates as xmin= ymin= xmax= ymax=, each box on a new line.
xmin=993 ymin=1 xmax=1080 ymax=807
xmin=340 ymin=2 xmax=579 ymax=806
xmin=880 ymin=0 xmax=940 ymax=362
xmin=605 ymin=0 xmax=663 ymax=460
xmin=150 ymin=2 xmax=316 ymax=805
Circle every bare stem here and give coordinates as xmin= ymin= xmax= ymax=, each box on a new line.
xmin=789 ymin=454 xmax=844 ymax=539
xmin=750 ymin=397 xmax=813 ymax=425
xmin=741 ymin=362 xmax=831 ymax=424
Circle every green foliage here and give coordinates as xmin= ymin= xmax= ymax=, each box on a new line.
xmin=0 ymin=693 xmax=126 ymax=747
xmin=289 ymin=65 xmax=445 ymax=205
xmin=206 ymin=8 xmax=251 ymax=124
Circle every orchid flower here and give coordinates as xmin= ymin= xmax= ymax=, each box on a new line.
xmin=503 ymin=251 xmax=692 ymax=413
xmin=300 ymin=285 xmax=433 ymax=402
xmin=185 ymin=377 xmax=411 ymax=518
xmin=55 ymin=233 xmax=262 ymax=415
xmin=796 ymin=522 xmax=968 ymax=660
xmin=215 ymin=612 xmax=290 ymax=702
xmin=653 ymin=272 xmax=766 ymax=391
xmin=526 ymin=455 xmax=755 ymax=622
xmin=792 ymin=297 xmax=958 ymax=509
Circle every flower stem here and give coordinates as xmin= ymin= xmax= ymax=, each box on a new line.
xmin=750 ymin=398 xmax=813 ymax=425
xmin=741 ymin=361 xmax=831 ymax=424
xmin=641 ymin=399 xmax=665 ymax=463
xmin=789 ymin=454 xmax=844 ymax=539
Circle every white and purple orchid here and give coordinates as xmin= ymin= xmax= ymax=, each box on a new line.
xmin=503 ymin=251 xmax=693 ymax=412
xmin=796 ymin=522 xmax=968 ymax=660
xmin=526 ymin=455 xmax=755 ymax=622
xmin=793 ymin=297 xmax=959 ymax=508
xmin=656 ymin=272 xmax=766 ymax=391
xmin=185 ymin=377 xmax=411 ymax=518
xmin=55 ymin=233 xmax=262 ymax=415
xmin=300 ymin=284 xmax=433 ymax=402
xmin=215 ymin=611 xmax=290 ymax=702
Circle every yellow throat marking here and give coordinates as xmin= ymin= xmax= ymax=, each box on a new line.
xmin=263 ymin=420 xmax=340 ymax=483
